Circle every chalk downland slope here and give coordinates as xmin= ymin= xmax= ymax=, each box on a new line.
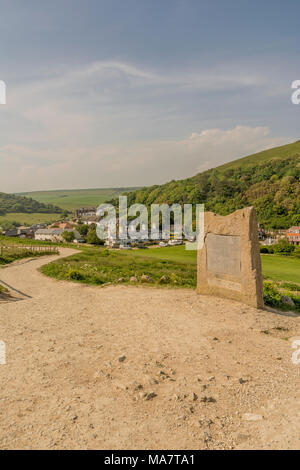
xmin=117 ymin=141 xmax=300 ymax=229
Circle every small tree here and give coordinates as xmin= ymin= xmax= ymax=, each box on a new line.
xmin=77 ymin=224 xmax=89 ymax=236
xmin=62 ymin=231 xmax=75 ymax=243
xmin=86 ymin=229 xmax=104 ymax=245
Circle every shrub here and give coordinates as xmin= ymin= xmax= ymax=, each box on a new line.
xmin=86 ymin=229 xmax=104 ymax=245
xmin=67 ymin=269 xmax=84 ymax=281
xmin=273 ymin=240 xmax=295 ymax=255
xmin=62 ymin=231 xmax=75 ymax=243
xmin=263 ymin=281 xmax=282 ymax=307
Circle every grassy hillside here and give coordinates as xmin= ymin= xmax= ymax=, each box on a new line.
xmin=115 ymin=141 xmax=300 ymax=229
xmin=0 ymin=192 xmax=62 ymax=216
xmin=16 ymin=187 xmax=140 ymax=211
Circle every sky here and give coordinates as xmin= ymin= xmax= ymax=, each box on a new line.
xmin=0 ymin=0 xmax=300 ymax=192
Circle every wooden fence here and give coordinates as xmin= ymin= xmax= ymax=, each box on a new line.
xmin=0 ymin=245 xmax=59 ymax=256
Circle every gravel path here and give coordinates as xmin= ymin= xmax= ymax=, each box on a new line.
xmin=0 ymin=248 xmax=299 ymax=449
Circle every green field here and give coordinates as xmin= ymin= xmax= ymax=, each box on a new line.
xmin=0 ymin=212 xmax=60 ymax=226
xmin=130 ymin=245 xmax=197 ymax=264
xmin=16 ymin=187 xmax=139 ymax=211
xmin=41 ymin=246 xmax=197 ymax=289
xmin=261 ymin=254 xmax=300 ymax=284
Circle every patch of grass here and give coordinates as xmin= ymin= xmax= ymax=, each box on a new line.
xmin=41 ymin=247 xmax=197 ymax=288
xmin=0 ymin=247 xmax=59 ymax=265
xmin=261 ymin=254 xmax=300 ymax=283
xmin=124 ymin=245 xmax=197 ymax=264
xmin=0 ymin=212 xmax=60 ymax=226
xmin=40 ymin=244 xmax=300 ymax=312
xmin=263 ymin=280 xmax=300 ymax=313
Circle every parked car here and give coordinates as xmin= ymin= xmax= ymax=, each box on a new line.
xmin=168 ymin=239 xmax=183 ymax=246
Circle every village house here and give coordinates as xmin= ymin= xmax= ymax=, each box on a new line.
xmin=74 ymin=207 xmax=96 ymax=219
xmin=286 ymin=226 xmax=300 ymax=245
xmin=35 ymin=228 xmax=83 ymax=243
xmin=17 ymin=226 xmax=34 ymax=239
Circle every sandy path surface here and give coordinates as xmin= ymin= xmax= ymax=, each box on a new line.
xmin=0 ymin=248 xmax=299 ymax=450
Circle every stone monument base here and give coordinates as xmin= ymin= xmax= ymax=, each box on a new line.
xmin=197 ymin=207 xmax=264 ymax=309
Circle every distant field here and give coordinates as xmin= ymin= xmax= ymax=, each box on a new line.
xmin=16 ymin=187 xmax=139 ymax=211
xmin=0 ymin=212 xmax=60 ymax=226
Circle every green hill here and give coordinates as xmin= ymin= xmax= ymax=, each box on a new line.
xmin=110 ymin=141 xmax=300 ymax=229
xmin=0 ymin=192 xmax=62 ymax=216
xmin=16 ymin=187 xmax=140 ymax=211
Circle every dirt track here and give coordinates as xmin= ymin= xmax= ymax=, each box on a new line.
xmin=0 ymin=248 xmax=299 ymax=450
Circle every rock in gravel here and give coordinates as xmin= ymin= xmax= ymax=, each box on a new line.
xmin=146 ymin=391 xmax=157 ymax=400
xmin=201 ymin=395 xmax=216 ymax=403
xmin=132 ymin=381 xmax=143 ymax=391
xmin=239 ymin=378 xmax=248 ymax=384
xmin=141 ymin=274 xmax=153 ymax=283
xmin=280 ymin=295 xmax=295 ymax=308
xmin=159 ymin=275 xmax=169 ymax=283
xmin=130 ymin=276 xmax=138 ymax=283
xmin=189 ymin=392 xmax=198 ymax=401
xmin=117 ymin=277 xmax=125 ymax=282
xmin=243 ymin=413 xmax=264 ymax=421
xmin=118 ymin=355 xmax=126 ymax=362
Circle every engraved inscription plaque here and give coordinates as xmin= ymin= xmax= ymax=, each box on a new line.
xmin=206 ymin=234 xmax=241 ymax=276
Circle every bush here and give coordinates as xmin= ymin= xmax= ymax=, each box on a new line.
xmin=273 ymin=240 xmax=295 ymax=255
xmin=62 ymin=231 xmax=75 ymax=243
xmin=263 ymin=281 xmax=282 ymax=307
xmin=86 ymin=229 xmax=104 ymax=245
xmin=67 ymin=269 xmax=84 ymax=281
xmin=260 ymin=246 xmax=269 ymax=253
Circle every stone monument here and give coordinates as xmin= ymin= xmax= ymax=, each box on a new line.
xmin=197 ymin=206 xmax=264 ymax=308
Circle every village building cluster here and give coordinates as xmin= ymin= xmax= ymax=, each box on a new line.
xmin=0 ymin=206 xmax=299 ymax=248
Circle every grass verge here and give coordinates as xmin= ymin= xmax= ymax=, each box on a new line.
xmin=40 ymin=245 xmax=300 ymax=312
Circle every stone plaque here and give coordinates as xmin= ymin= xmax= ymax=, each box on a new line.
xmin=206 ymin=234 xmax=241 ymax=276
xmin=197 ymin=207 xmax=264 ymax=309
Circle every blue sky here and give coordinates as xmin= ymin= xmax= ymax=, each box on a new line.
xmin=0 ymin=0 xmax=299 ymax=191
